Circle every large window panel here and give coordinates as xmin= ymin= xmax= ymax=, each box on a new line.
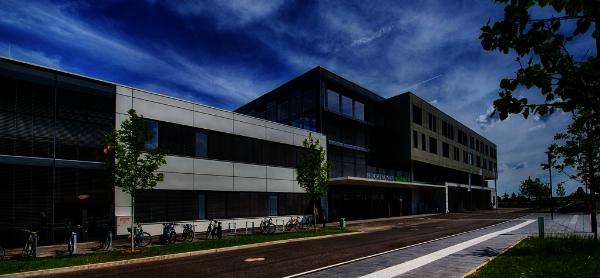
xmin=354 ymin=101 xmax=365 ymax=121
xmin=232 ymin=135 xmax=244 ymax=162
xmin=266 ymin=107 xmax=276 ymax=122
xmin=145 ymin=120 xmax=159 ymax=149
xmin=277 ymin=101 xmax=288 ymax=121
xmin=303 ymin=89 xmax=316 ymax=112
xmin=290 ymin=95 xmax=302 ymax=116
xmin=195 ymin=129 xmax=208 ymax=157
xmin=327 ymin=89 xmax=339 ymax=111
xmin=341 ymin=95 xmax=353 ymax=116
xmin=208 ymin=131 xmax=221 ymax=160
xmin=412 ymin=105 xmax=422 ymax=126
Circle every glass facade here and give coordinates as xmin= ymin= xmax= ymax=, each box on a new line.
xmin=0 ymin=74 xmax=115 ymax=248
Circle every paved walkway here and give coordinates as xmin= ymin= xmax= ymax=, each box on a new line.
xmin=294 ymin=213 xmax=599 ymax=278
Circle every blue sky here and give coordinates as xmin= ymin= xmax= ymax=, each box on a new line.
xmin=0 ymin=0 xmax=595 ymax=197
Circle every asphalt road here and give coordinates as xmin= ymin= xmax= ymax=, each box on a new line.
xmin=39 ymin=211 xmax=525 ymax=278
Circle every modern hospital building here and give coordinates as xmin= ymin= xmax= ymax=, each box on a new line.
xmin=0 ymin=57 xmax=497 ymax=247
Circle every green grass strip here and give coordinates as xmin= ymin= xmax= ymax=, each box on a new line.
xmin=0 ymin=228 xmax=355 ymax=275
xmin=469 ymin=234 xmax=600 ymax=278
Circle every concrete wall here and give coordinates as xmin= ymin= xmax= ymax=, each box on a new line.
xmin=114 ymin=85 xmax=326 ymax=219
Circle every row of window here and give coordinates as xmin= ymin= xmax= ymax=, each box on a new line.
xmin=413 ymin=130 xmax=496 ymax=171
xmin=145 ymin=120 xmax=307 ymax=168
xmin=413 ymin=105 xmax=496 ymax=160
xmin=326 ymin=89 xmax=366 ymax=121
xmin=245 ymin=87 xmax=317 ymax=132
xmin=134 ymin=190 xmax=314 ymax=222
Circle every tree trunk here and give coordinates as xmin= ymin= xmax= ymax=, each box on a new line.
xmin=313 ymin=199 xmax=317 ymax=232
xmin=131 ymin=195 xmax=135 ymax=253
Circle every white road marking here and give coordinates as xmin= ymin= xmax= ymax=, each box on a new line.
xmin=360 ymin=220 xmax=535 ymax=278
xmin=570 ymin=215 xmax=578 ymax=226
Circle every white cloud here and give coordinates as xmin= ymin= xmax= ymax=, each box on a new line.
xmin=350 ymin=26 xmax=393 ymax=46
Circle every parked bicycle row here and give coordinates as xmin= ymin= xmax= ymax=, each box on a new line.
xmin=0 ymin=216 xmax=320 ymax=261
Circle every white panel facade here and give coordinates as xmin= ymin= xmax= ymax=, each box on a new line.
xmin=234 ymin=163 xmax=266 ymax=179
xmin=266 ymin=127 xmax=294 ymax=145
xmin=154 ymin=173 xmax=194 ymax=190
xmin=194 ymin=111 xmax=233 ymax=133
xmin=266 ymin=166 xmax=294 ymax=181
xmin=133 ymin=89 xmax=194 ymax=110
xmin=160 ymin=156 xmax=194 ymax=174
xmin=194 ymin=175 xmax=234 ymax=191
xmin=267 ymin=179 xmax=294 ymax=192
xmin=194 ymin=159 xmax=233 ymax=176
xmin=233 ymin=120 xmax=266 ymax=140
xmin=234 ymin=177 xmax=267 ymax=192
xmin=134 ymin=99 xmax=193 ymax=126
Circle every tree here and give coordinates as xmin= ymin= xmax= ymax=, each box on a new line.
xmin=511 ymin=192 xmax=517 ymax=200
xmin=98 ymin=109 xmax=168 ymax=252
xmin=296 ymin=132 xmax=333 ymax=231
xmin=502 ymin=191 xmax=510 ymax=201
xmin=480 ymin=1 xmax=600 ymax=121
xmin=519 ymin=176 xmax=550 ymax=202
xmin=556 ymin=183 xmax=566 ymax=197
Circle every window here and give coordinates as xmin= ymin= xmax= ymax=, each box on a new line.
xmin=476 ymin=139 xmax=480 ymax=152
xmin=463 ymin=150 xmax=468 ymax=163
xmin=413 ymin=130 xmax=418 ymax=149
xmin=476 ymin=156 xmax=481 ymax=167
xmin=421 ymin=133 xmax=426 ymax=151
xmin=483 ymin=158 xmax=487 ymax=170
xmin=270 ymin=193 xmax=278 ymax=216
xmin=327 ymin=89 xmax=340 ymax=111
xmin=457 ymin=130 xmax=463 ymax=144
xmin=442 ymin=142 xmax=449 ymax=158
xmin=291 ymin=118 xmax=302 ymax=129
xmin=354 ymin=101 xmax=365 ymax=121
xmin=198 ymin=192 xmax=206 ymax=219
xmin=145 ymin=120 xmax=159 ymax=149
xmin=266 ymin=107 xmax=276 ymax=122
xmin=469 ymin=153 xmax=473 ymax=165
xmin=429 ymin=137 xmax=437 ymax=154
xmin=442 ymin=121 xmax=448 ymax=137
xmin=277 ymin=100 xmax=288 ymax=121
xmin=453 ymin=146 xmax=459 ymax=161
xmin=489 ymin=161 xmax=493 ymax=172
xmin=303 ymin=113 xmax=316 ymax=132
xmin=412 ymin=105 xmax=422 ymax=125
xmin=428 ymin=113 xmax=437 ymax=132
xmin=341 ymin=95 xmax=353 ymax=116
xmin=470 ymin=136 xmax=475 ymax=149
xmin=303 ymin=89 xmax=316 ymax=112
xmin=195 ymin=129 xmax=208 ymax=157
xmin=290 ymin=94 xmax=302 ymax=116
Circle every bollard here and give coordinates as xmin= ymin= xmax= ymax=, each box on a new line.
xmin=73 ymin=233 xmax=78 ymax=254
xmin=228 ymin=223 xmax=231 ymax=236
xmin=538 ymin=216 xmax=545 ymax=239
xmin=108 ymin=231 xmax=113 ymax=250
xmin=32 ymin=233 xmax=38 ymax=258
xmin=246 ymin=222 xmax=249 ymax=235
xmin=217 ymin=222 xmax=222 ymax=239
xmin=192 ymin=225 xmax=196 ymax=241
xmin=252 ymin=222 xmax=255 ymax=234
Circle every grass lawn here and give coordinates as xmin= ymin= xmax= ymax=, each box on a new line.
xmin=469 ymin=234 xmax=600 ymax=278
xmin=0 ymin=227 xmax=355 ymax=275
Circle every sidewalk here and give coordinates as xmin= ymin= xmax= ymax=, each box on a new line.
xmin=295 ymin=213 xmax=598 ymax=278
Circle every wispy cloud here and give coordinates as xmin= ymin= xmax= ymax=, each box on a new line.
xmin=350 ymin=26 xmax=393 ymax=46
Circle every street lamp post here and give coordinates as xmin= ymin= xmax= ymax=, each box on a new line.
xmin=586 ymin=122 xmax=597 ymax=244
xmin=545 ymin=151 xmax=554 ymax=220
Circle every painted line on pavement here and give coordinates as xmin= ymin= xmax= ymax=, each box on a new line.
xmin=285 ymin=216 xmax=533 ymax=278
xmin=360 ymin=220 xmax=534 ymax=278
xmin=570 ymin=215 xmax=578 ymax=226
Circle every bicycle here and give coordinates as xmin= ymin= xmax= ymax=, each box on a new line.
xmin=127 ymin=223 xmax=152 ymax=247
xmin=66 ymin=223 xmax=82 ymax=255
xmin=21 ymin=229 xmax=39 ymax=258
xmin=206 ymin=219 xmax=219 ymax=239
xmin=159 ymin=223 xmax=178 ymax=244
xmin=181 ymin=224 xmax=196 ymax=242
xmin=300 ymin=215 xmax=314 ymax=230
xmin=259 ymin=217 xmax=276 ymax=234
xmin=99 ymin=226 xmax=112 ymax=251
xmin=285 ymin=216 xmax=300 ymax=231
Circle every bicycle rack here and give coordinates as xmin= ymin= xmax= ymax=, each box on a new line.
xmin=246 ymin=222 xmax=254 ymax=235
xmin=228 ymin=223 xmax=237 ymax=236
xmin=32 ymin=234 xmax=38 ymax=258
xmin=73 ymin=233 xmax=77 ymax=254
xmin=108 ymin=231 xmax=113 ymax=250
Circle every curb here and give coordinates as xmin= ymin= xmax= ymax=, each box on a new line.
xmin=0 ymin=231 xmax=359 ymax=278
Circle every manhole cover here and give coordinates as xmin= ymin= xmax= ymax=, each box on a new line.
xmin=244 ymin=258 xmax=266 ymax=262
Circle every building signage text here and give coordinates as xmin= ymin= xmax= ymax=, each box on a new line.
xmin=366 ymin=173 xmax=410 ymax=182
